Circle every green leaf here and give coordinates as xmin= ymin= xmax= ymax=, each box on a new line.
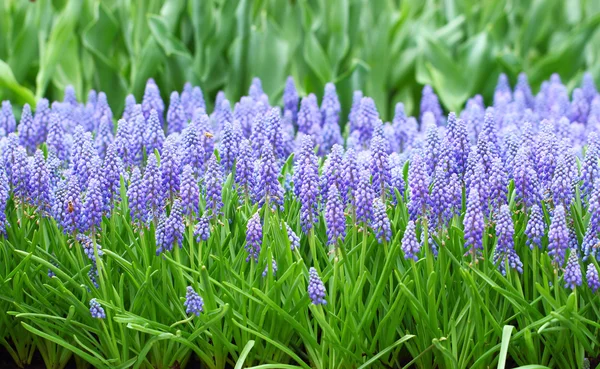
xmin=0 ymin=60 xmax=35 ymax=105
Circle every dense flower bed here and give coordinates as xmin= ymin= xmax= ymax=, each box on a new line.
xmin=1 ymin=74 xmax=599 ymax=369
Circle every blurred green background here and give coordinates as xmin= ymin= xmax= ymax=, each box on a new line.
xmin=1 ymin=0 xmax=600 ymax=120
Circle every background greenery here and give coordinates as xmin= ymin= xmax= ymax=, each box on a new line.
xmin=1 ymin=0 xmax=600 ymax=119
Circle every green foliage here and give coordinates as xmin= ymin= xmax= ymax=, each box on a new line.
xmin=1 ymin=0 xmax=600 ymax=119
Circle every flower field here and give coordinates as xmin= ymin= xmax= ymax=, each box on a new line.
xmin=1 ymin=72 xmax=600 ymax=369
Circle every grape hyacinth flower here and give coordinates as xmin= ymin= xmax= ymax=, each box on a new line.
xmin=155 ymin=199 xmax=184 ymax=255
xmin=420 ymin=85 xmax=443 ymax=125
xmin=356 ymin=97 xmax=379 ymax=146
xmin=204 ymin=154 xmax=223 ymax=217
xmin=143 ymin=153 xmax=164 ymax=221
xmin=181 ymin=124 xmax=205 ymax=176
xmin=551 ymin=155 xmax=574 ymax=208
xmin=167 ymin=92 xmax=186 ymax=135
xmin=513 ymin=147 xmax=539 ymax=208
xmin=581 ymin=142 xmax=599 ymax=198
xmin=284 ymin=222 xmax=300 ymax=251
xmin=194 ymin=215 xmax=211 ymax=242
xmin=320 ymin=82 xmax=341 ymax=122
xmin=355 ymin=169 xmax=375 ymax=226
xmin=0 ymin=168 xmax=8 ymax=235
xmin=493 ymin=205 xmax=523 ymax=275
xmin=245 ymin=212 xmax=262 ymax=262
xmin=142 ymin=79 xmax=165 ymax=122
xmin=29 ymin=150 xmax=51 ymax=213
xmin=294 ymin=136 xmax=319 ymax=233
xmin=95 ymin=116 xmax=114 ymax=159
xmin=220 ymin=121 xmax=241 ymax=172
xmin=60 ymin=174 xmax=82 ymax=234
xmin=102 ymin=143 xmax=122 ymax=212
xmin=297 ymin=96 xmax=318 ymax=135
xmin=180 ymin=165 xmax=200 ymax=218
xmin=262 ymin=260 xmax=278 ymax=277
xmin=81 ymin=178 xmax=104 ymax=233
xmin=325 ymin=185 xmax=346 ymax=246
xmin=266 ymin=108 xmax=285 ymax=161
xmin=564 ymin=251 xmax=582 ymax=289
xmin=586 ymin=264 xmax=600 ymax=292
xmin=89 ymin=298 xmax=106 ymax=319
xmin=407 ymin=154 xmax=430 ymax=221
xmin=145 ymin=109 xmax=165 ymax=155
xmin=371 ymin=134 xmax=391 ymax=200
xmin=342 ymin=148 xmax=360 ymax=206
xmin=78 ymin=234 xmax=103 ymax=262
xmin=321 ymin=144 xmax=344 ymax=202
xmin=236 ymin=139 xmax=255 ymax=198
xmin=372 ymin=198 xmax=392 ymax=243
xmin=464 ymin=188 xmax=484 ymax=258
xmin=33 ymin=98 xmax=50 ymax=145
xmin=256 ymin=143 xmax=284 ymax=210
xmin=525 ymin=205 xmax=545 ymax=250
xmin=122 ymin=94 xmax=136 ymax=122
xmin=283 ymin=76 xmax=299 ymax=123
xmin=47 ymin=113 xmax=68 ymax=161
xmin=1 ymin=101 xmax=16 ymax=134
xmin=18 ymin=104 xmax=36 ymax=153
xmin=308 ymin=267 xmax=327 ymax=305
xmin=127 ymin=167 xmax=146 ymax=228
xmin=250 ymin=112 xmax=268 ymax=158
xmin=160 ymin=136 xmax=182 ymax=203
xmin=183 ymin=286 xmax=204 ymax=316
xmin=548 ymin=205 xmax=569 ymax=267
xmin=402 ymin=221 xmax=420 ymax=261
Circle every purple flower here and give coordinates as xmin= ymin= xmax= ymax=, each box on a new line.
xmin=60 ymin=173 xmax=82 ymax=234
xmin=389 ymin=153 xmax=406 ymax=206
xmin=342 ymin=148 xmax=360 ymax=206
xmin=321 ymin=144 xmax=344 ymax=202
xmin=513 ymin=147 xmax=539 ymax=208
xmin=249 ymin=77 xmax=264 ymax=100
xmin=407 ymin=154 xmax=430 ymax=221
xmin=145 ymin=109 xmax=165 ymax=155
xmin=266 ymin=108 xmax=285 ymax=161
xmin=294 ymin=136 xmax=319 ymax=233
xmin=1 ymin=101 xmax=16 ymax=135
xmin=186 ymin=87 xmax=206 ymax=120
xmin=488 ymin=156 xmax=507 ymax=209
xmin=47 ymin=113 xmax=68 ymax=161
xmin=204 ymin=154 xmax=223 ymax=217
xmin=234 ymin=97 xmax=256 ymax=138
xmin=464 ymin=187 xmax=484 ymax=256
xmin=122 ymin=94 xmax=136 ymax=122
xmin=420 ymin=85 xmax=443 ymax=125
xmin=256 ymin=143 xmax=284 ymax=210
xmin=551 ymin=154 xmax=574 ymax=208
xmin=371 ymin=134 xmax=391 ymax=199
xmin=586 ymin=264 xmax=600 ymax=292
xmin=307 ymin=267 xmax=326 ymax=305
xmin=357 ymin=97 xmax=379 ymax=147
xmin=180 ymin=164 xmax=199 ymax=217
xmin=71 ymin=127 xmax=96 ymax=190
xmin=11 ymin=145 xmax=30 ymax=202
xmin=348 ymin=90 xmax=363 ymax=133
xmin=372 ymin=198 xmax=391 ymax=243
xmin=33 ymin=98 xmax=50 ymax=145
xmin=424 ymin=126 xmax=442 ymax=176
xmin=194 ymin=215 xmax=211 ymax=242
xmin=262 ymin=259 xmax=278 ymax=277
xmin=160 ymin=136 xmax=181 ymax=202
xmin=18 ymin=104 xmax=36 ymax=152
xmin=0 ymin=167 xmax=8 ymax=235
xmin=94 ymin=116 xmax=114 ymax=159
xmin=325 ymin=185 xmax=345 ymax=246
xmin=101 ymin=143 xmax=122 ymax=212
xmin=580 ymin=143 xmax=598 ymax=198
xmin=283 ymin=76 xmax=299 ymax=123
xmin=181 ymin=124 xmax=205 ymax=176
xmin=167 ymin=92 xmax=186 ymax=135
xmin=493 ymin=205 xmax=522 ymax=275
xmin=89 ymin=298 xmax=106 ymax=319
xmin=29 ymin=150 xmax=51 ymax=213
xmin=114 ymin=119 xmax=134 ymax=168
xmin=321 ymin=83 xmax=340 ymax=122
xmin=143 ymin=153 xmax=164 ymax=221
xmin=525 ymin=205 xmax=545 ymax=250
xmin=81 ymin=178 xmax=104 ymax=233
xmin=297 ymin=96 xmax=318 ymax=135
xmin=245 ymin=212 xmax=262 ymax=262
xmin=430 ymin=165 xmax=452 ymax=227
xmin=156 ymin=199 xmax=184 ymax=255
xmin=402 ymin=220 xmax=420 ymax=261
xmin=236 ymin=139 xmax=255 ymax=198
xmin=250 ymin=112 xmax=268 ymax=158
xmin=548 ymin=205 xmax=569 ymax=267
xmin=127 ymin=167 xmax=146 ymax=228
xmin=142 ymin=79 xmax=165 ymax=122
xmin=130 ymin=113 xmax=145 ymax=165
xmin=284 ymin=222 xmax=300 ymax=251
xmin=564 ymin=251 xmax=582 ymax=289
xmin=220 ymin=121 xmax=241 ymax=172
xmin=184 ymin=286 xmax=204 ymax=316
